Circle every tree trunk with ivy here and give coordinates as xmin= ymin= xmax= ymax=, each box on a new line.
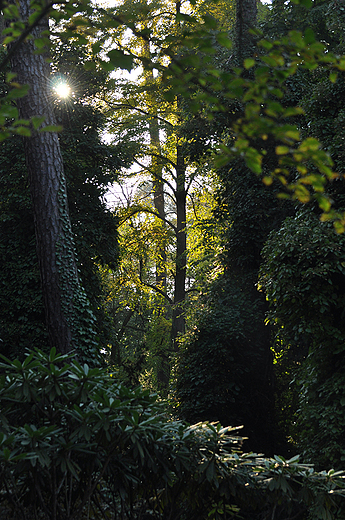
xmin=10 ymin=0 xmax=96 ymax=357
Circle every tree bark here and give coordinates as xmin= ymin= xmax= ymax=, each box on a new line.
xmin=9 ymin=0 xmax=89 ymax=355
xmin=236 ymin=0 xmax=257 ymax=64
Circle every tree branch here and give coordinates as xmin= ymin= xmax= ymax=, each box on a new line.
xmin=120 ymin=206 xmax=178 ymax=234
xmin=142 ymin=281 xmax=173 ymax=304
xmin=133 ymin=158 xmax=177 ymax=194
xmin=105 ymin=101 xmax=174 ymax=128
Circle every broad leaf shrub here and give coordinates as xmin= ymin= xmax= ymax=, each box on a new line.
xmin=0 ymin=349 xmax=344 ymax=519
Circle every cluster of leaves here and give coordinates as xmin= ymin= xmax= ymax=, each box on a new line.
xmin=148 ymin=4 xmax=345 ymax=229
xmin=0 ymin=348 xmax=345 ymax=520
xmin=100 ymin=204 xmax=173 ymax=389
xmin=174 ymin=155 xmax=294 ymax=452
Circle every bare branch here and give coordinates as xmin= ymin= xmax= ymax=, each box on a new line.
xmin=133 ymin=158 xmax=177 ymax=194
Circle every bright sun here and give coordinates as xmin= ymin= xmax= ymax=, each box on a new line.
xmin=54 ymin=82 xmax=71 ymax=99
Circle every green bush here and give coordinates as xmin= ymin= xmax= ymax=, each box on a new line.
xmin=0 ymin=348 xmax=344 ymax=520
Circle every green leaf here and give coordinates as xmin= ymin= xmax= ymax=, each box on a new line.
xmin=92 ymin=41 xmax=102 ymax=54
xmin=329 ymin=72 xmax=338 ymax=84
xmin=245 ymin=148 xmax=262 ymax=174
xmin=216 ymin=33 xmax=232 ymax=49
xmin=276 ymin=146 xmax=289 ymax=155
xmin=0 ymin=105 xmax=18 ymax=119
xmin=304 ymin=27 xmax=315 ymax=44
xmin=39 ymin=125 xmax=63 ymax=133
xmin=315 ymin=195 xmax=331 ymax=212
xmin=31 ymin=116 xmax=46 ymax=130
xmin=84 ymin=61 xmax=96 ymax=71
xmin=6 ymin=72 xmax=17 ymax=82
xmin=15 ymin=127 xmax=31 ymax=137
xmin=107 ymin=49 xmax=133 ymax=71
xmin=244 ymin=58 xmax=255 ymax=70
xmin=294 ymin=184 xmax=310 ymax=203
xmin=290 ymin=0 xmax=312 ymax=7
xmin=7 ymin=84 xmax=30 ymax=99
xmin=285 ymin=129 xmax=300 ymax=141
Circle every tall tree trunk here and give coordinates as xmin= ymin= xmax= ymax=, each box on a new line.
xmin=228 ymin=0 xmax=277 ymax=453
xmin=148 ymin=92 xmax=167 ymax=293
xmin=9 ymin=0 xmax=94 ymax=356
xmin=170 ymin=1 xmax=187 ymax=352
xmin=141 ymin=37 xmax=169 ymax=390
xmin=141 ymin=38 xmax=167 ymax=292
xmin=171 ymin=142 xmax=186 ymax=351
xmin=0 ymin=12 xmax=4 ymax=45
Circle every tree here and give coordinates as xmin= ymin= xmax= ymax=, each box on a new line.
xmin=98 ymin=0 xmax=232 ymax=391
xmin=102 ymin=0 xmax=186 ymax=356
xmin=7 ymin=0 xmax=100 ymax=359
xmin=235 ymin=0 xmax=257 ymax=63
xmin=173 ymin=0 xmax=291 ymax=455
xmin=4 ymin=0 xmax=345 ymax=464
xmin=0 ymin=41 xmax=125 ymax=359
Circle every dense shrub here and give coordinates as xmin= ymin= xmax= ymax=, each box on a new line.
xmin=0 ymin=348 xmax=344 ymax=520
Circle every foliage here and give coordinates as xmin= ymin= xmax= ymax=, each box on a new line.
xmin=0 ymin=135 xmax=48 ymax=356
xmin=174 ymin=158 xmax=293 ymax=454
xmin=4 ymin=0 xmax=345 ymax=225
xmin=186 ymin=174 xmax=223 ymax=285
xmin=252 ymin=0 xmax=345 ymax=467
xmin=0 ymin=348 xmax=345 ymax=520
xmin=260 ymin=209 xmax=345 ymax=350
xmin=174 ymin=0 xmax=294 ymax=456
xmin=303 ymin=67 xmax=345 ymax=182
xmin=100 ymin=205 xmax=173 ymax=390
xmin=260 ymin=209 xmax=345 ymax=467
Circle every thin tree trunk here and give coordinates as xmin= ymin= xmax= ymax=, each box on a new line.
xmin=149 ymin=101 xmax=167 ymax=292
xmin=9 ymin=0 xmax=90 ymax=355
xmin=141 ymin=36 xmax=169 ymax=390
xmin=171 ymin=142 xmax=186 ymax=351
xmin=0 ymin=12 xmax=4 ymax=45
xmin=170 ymin=1 xmax=187 ymax=352
xmin=142 ymin=38 xmax=167 ymax=292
